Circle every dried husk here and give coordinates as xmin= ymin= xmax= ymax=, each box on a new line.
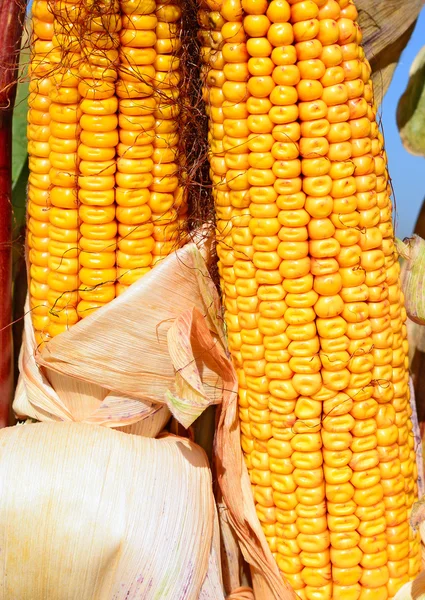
xmin=15 ymin=236 xmax=297 ymax=597
xmin=0 ymin=422 xmax=218 ymax=599
xmin=217 ymin=492 xmax=247 ymax=596
xmin=199 ymin=503 xmax=225 ymax=599
xmin=14 ymin=243 xmax=227 ymax=432
xmin=397 ymin=236 xmax=425 ymax=325
xmin=226 ymin=589 xmax=255 ymax=600
xmin=357 ymin=0 xmax=424 ymax=106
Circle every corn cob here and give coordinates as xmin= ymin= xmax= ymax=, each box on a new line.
xmin=201 ymin=0 xmax=421 ymax=597
xmin=28 ymin=0 xmax=187 ymax=337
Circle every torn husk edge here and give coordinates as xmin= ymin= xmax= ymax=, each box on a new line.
xmin=15 ymin=242 xmax=227 ymax=431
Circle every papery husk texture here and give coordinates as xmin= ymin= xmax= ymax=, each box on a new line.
xmin=14 ymin=243 xmax=227 ymax=432
xmin=0 ymin=422 xmax=218 ymax=600
xmin=14 ymin=239 xmax=296 ymax=599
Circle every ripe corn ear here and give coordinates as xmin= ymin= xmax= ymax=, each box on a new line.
xmin=28 ymin=0 xmax=187 ymax=340
xmin=201 ymin=0 xmax=421 ymax=598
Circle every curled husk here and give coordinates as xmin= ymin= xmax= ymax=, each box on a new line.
xmin=14 ymin=243 xmax=227 ymax=431
xmin=397 ymin=235 xmax=425 ymax=324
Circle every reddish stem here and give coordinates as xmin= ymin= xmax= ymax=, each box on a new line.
xmin=0 ymin=0 xmax=27 ymax=427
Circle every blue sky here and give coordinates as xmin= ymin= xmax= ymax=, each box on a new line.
xmin=381 ymin=7 xmax=425 ymax=239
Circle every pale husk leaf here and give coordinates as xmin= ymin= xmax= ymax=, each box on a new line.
xmin=397 ymin=236 xmax=425 ymax=325
xmin=199 ymin=504 xmax=225 ymax=600
xmin=14 ymin=307 xmax=168 ymax=435
xmin=0 ymin=422 xmax=216 ymax=599
xmin=15 ymin=243 xmax=226 ymax=430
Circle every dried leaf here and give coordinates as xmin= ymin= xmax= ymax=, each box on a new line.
xmin=226 ymin=589 xmax=255 ymax=600
xmin=199 ymin=504 xmax=225 ymax=600
xmin=409 ymin=380 xmax=425 ymax=499
xmin=15 ymin=244 xmax=228 ymax=430
xmin=217 ymin=494 xmax=246 ymax=596
xmin=357 ymin=0 xmax=424 ymax=105
xmin=397 ymin=45 xmax=425 ymax=156
xmin=167 ymin=307 xmax=226 ymax=428
xmin=397 ymin=236 xmax=425 ymax=325
xmin=0 ymin=422 xmax=218 ymax=599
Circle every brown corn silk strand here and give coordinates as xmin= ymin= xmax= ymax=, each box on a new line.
xmin=200 ymin=0 xmax=421 ymax=598
xmin=27 ymin=0 xmax=190 ymax=343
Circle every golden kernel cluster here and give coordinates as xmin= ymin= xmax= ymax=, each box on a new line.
xmin=199 ymin=0 xmax=421 ymax=597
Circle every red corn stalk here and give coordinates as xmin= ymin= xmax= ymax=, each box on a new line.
xmin=0 ymin=0 xmax=27 ymax=427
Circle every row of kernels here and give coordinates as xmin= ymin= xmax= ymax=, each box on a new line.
xmin=28 ymin=1 xmax=54 ymax=343
xmin=347 ymin=173 xmax=391 ymax=591
xmin=223 ymin=2 xmax=307 ymax=584
xmin=199 ymin=4 xmax=229 ymax=277
xmin=314 ymin=3 xmax=385 ymax=595
xmin=76 ymin=0 xmax=120 ymax=313
xmin=116 ymin=0 xmax=157 ymax=292
xmin=347 ymin=1 xmax=420 ymax=591
xmin=215 ymin=1 xmax=242 ymax=278
xmin=45 ymin=2 xmax=82 ymax=337
xmin=150 ymin=0 xmax=186 ymax=265
xmin=359 ymin=38 xmax=420 ymax=593
xmin=294 ymin=14 xmax=347 ymax=412
xmin=267 ymin=6 xmax=334 ymax=592
xmin=280 ymin=388 xmax=333 ymax=597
